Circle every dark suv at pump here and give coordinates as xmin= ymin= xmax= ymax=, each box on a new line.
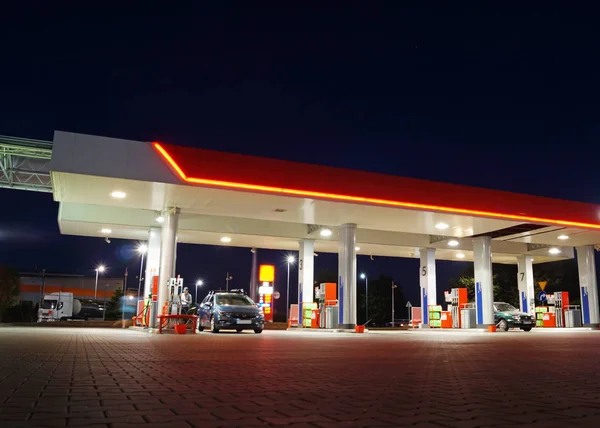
xmin=494 ymin=302 xmax=534 ymax=332
xmin=198 ymin=290 xmax=264 ymax=334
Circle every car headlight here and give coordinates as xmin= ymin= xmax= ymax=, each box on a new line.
xmin=512 ymin=316 xmax=520 ymax=321
xmin=217 ymin=310 xmax=231 ymax=318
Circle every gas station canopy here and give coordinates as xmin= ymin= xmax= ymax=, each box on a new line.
xmin=50 ymin=131 xmax=600 ymax=264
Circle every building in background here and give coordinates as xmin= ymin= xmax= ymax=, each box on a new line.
xmin=19 ymin=272 xmax=124 ymax=303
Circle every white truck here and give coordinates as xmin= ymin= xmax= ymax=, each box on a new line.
xmin=37 ymin=292 xmax=103 ymax=322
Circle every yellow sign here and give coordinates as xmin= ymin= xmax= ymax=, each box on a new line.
xmin=538 ymin=281 xmax=548 ymax=291
xmin=259 ymin=264 xmax=275 ymax=282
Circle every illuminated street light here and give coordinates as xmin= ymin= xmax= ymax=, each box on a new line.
xmin=195 ymin=280 xmax=203 ymax=303
xmin=94 ymin=265 xmax=106 ymax=300
xmin=136 ymin=244 xmax=148 ymax=299
xmin=360 ymin=273 xmax=368 ymax=325
xmin=286 ymin=255 xmax=296 ymax=321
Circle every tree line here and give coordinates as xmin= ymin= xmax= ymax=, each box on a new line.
xmin=448 ymin=259 xmax=583 ymax=307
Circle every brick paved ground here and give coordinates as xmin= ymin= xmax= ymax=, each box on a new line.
xmin=1 ymin=328 xmax=600 ymax=428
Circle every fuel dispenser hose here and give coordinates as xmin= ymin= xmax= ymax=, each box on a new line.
xmin=133 ymin=302 xmax=152 ymax=327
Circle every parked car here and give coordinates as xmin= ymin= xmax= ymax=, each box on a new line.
xmin=494 ymin=302 xmax=534 ymax=332
xmin=197 ymin=289 xmax=265 ymax=334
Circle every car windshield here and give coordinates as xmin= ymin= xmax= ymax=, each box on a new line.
xmin=495 ymin=303 xmax=517 ymax=312
xmin=41 ymin=299 xmax=56 ymax=309
xmin=215 ymin=294 xmax=255 ymax=306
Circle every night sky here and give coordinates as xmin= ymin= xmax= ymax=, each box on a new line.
xmin=1 ymin=3 xmax=599 ymax=311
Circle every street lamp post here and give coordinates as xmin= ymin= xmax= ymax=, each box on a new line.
xmin=103 ymin=284 xmax=108 ymax=321
xmin=360 ymin=273 xmax=368 ymax=325
xmin=39 ymin=268 xmax=46 ymax=307
xmin=94 ymin=265 xmax=105 ymax=300
xmin=286 ymin=256 xmax=295 ymax=321
xmin=195 ymin=280 xmax=203 ymax=303
xmin=391 ymin=281 xmax=398 ymax=327
xmin=136 ymin=244 xmax=148 ymax=300
xmin=225 ymin=272 xmax=233 ymax=291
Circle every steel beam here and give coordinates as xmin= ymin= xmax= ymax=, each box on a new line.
xmin=0 ymin=135 xmax=53 ymax=192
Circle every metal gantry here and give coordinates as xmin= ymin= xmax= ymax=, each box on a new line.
xmin=0 ymin=135 xmax=53 ymax=193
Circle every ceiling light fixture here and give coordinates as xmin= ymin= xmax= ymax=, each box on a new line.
xmin=435 ymin=222 xmax=449 ymax=230
xmin=549 ymin=247 xmax=561 ymax=255
xmin=110 ymin=191 xmax=126 ymax=199
xmin=355 ymin=246 xmax=360 ymax=251
xmin=220 ymin=236 xmax=232 ymax=243
xmin=455 ymin=253 xmax=466 ymax=259
xmin=155 ymin=216 xmax=164 ymax=223
xmin=557 ymin=235 xmax=569 ymax=240
xmin=320 ymin=228 xmax=332 ymax=237
xmin=448 ymin=240 xmax=459 ymax=247
xmin=101 ymin=228 xmax=112 ymax=234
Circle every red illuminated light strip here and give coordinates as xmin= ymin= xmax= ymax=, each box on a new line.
xmin=153 ymin=142 xmax=600 ymax=230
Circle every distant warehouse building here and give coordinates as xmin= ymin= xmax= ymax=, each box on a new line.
xmin=19 ymin=272 xmax=125 ymax=303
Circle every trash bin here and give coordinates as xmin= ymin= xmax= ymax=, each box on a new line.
xmin=565 ymin=309 xmax=582 ymax=328
xmin=461 ymin=308 xmax=476 ymax=329
xmin=325 ymin=306 xmax=339 ymax=329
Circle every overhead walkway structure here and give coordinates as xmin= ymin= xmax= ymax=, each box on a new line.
xmin=0 ymin=135 xmax=53 ymax=193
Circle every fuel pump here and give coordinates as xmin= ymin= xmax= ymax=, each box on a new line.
xmin=317 ymin=283 xmax=337 ymax=329
xmin=445 ymin=288 xmax=468 ymax=328
xmin=167 ymin=277 xmax=184 ymax=314
xmin=315 ymin=285 xmax=325 ymax=328
xmin=546 ymin=291 xmax=569 ymax=328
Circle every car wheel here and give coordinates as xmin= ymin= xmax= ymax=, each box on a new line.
xmin=254 ymin=328 xmax=263 ymax=334
xmin=497 ymin=319 xmax=509 ymax=332
xmin=236 ymin=329 xmax=243 ymax=333
xmin=210 ymin=316 xmax=220 ymax=333
xmin=521 ymin=326 xmax=532 ymax=332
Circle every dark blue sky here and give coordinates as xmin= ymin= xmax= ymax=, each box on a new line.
xmin=1 ymin=3 xmax=599 ymax=309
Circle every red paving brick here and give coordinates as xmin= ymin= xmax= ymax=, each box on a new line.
xmin=1 ymin=327 xmax=600 ymax=427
